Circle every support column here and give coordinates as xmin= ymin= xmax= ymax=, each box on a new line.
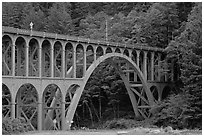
xmin=151 ymin=52 xmax=155 ymax=81
xmin=83 ymin=48 xmax=86 ymax=77
xmin=136 ymin=50 xmax=140 ymax=82
xmin=73 ymin=44 xmax=76 ymax=78
xmin=158 ymin=53 xmax=161 ymax=82
xmin=143 ymin=51 xmax=147 ymax=80
xmin=94 ymin=47 xmax=97 ymax=62
xmin=12 ymin=42 xmax=15 ymax=77
xmin=11 ymin=96 xmax=15 ymax=119
xmin=37 ymin=101 xmax=42 ymax=131
xmin=51 ymin=42 xmax=54 ymax=78
xmin=39 ymin=43 xmax=42 ymax=78
xmin=136 ymin=50 xmax=140 ymax=68
xmin=61 ymin=97 xmax=66 ymax=130
xmin=62 ymin=44 xmax=65 ymax=78
xmin=25 ymin=41 xmax=29 ymax=77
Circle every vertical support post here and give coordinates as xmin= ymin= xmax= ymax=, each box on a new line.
xmin=94 ymin=47 xmax=97 ymax=62
xmin=61 ymin=96 xmax=66 ymax=130
xmin=11 ymin=95 xmax=15 ymax=119
xmin=39 ymin=42 xmax=42 ymax=78
xmin=25 ymin=41 xmax=29 ymax=77
xmin=51 ymin=42 xmax=54 ymax=78
xmin=73 ymin=44 xmax=76 ymax=78
xmin=136 ymin=50 xmax=140 ymax=82
xmin=37 ymin=100 xmax=42 ymax=131
xmin=12 ymin=42 xmax=15 ymax=76
xmin=151 ymin=52 xmax=155 ymax=81
xmin=143 ymin=51 xmax=147 ymax=80
xmin=158 ymin=53 xmax=161 ymax=82
xmin=83 ymin=47 xmax=86 ymax=77
xmin=62 ymin=44 xmax=65 ymax=78
xmin=136 ymin=50 xmax=140 ymax=68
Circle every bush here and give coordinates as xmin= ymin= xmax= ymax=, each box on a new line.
xmin=151 ymin=93 xmax=202 ymax=130
xmin=102 ymin=118 xmax=147 ymax=129
xmin=2 ymin=117 xmax=33 ymax=135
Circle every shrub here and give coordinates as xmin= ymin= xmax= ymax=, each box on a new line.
xmin=152 ymin=93 xmax=202 ymax=129
xmin=102 ymin=118 xmax=144 ymax=129
xmin=2 ymin=117 xmax=33 ymax=135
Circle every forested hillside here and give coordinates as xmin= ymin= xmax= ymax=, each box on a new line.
xmin=2 ymin=2 xmax=202 ymax=130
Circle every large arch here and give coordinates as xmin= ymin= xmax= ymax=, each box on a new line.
xmin=42 ymin=84 xmax=62 ymax=130
xmin=2 ymin=83 xmax=12 ymax=118
xmin=65 ymin=53 xmax=155 ymax=129
xmin=15 ymin=83 xmax=38 ymax=130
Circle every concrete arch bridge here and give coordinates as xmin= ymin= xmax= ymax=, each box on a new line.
xmin=2 ymin=26 xmax=175 ymax=131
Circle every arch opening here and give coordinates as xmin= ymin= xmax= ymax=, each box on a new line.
xmin=96 ymin=46 xmax=104 ymax=59
xmin=105 ymin=47 xmax=112 ymax=54
xmin=54 ymin=41 xmax=62 ymax=77
xmin=76 ymin=44 xmax=84 ymax=78
xmin=42 ymin=40 xmax=51 ymax=77
xmin=150 ymin=86 xmax=159 ymax=102
xmin=16 ymin=83 xmax=38 ymax=130
xmin=2 ymin=84 xmax=11 ymax=118
xmin=2 ymin=35 xmax=12 ymax=76
xmin=115 ymin=48 xmax=121 ymax=53
xmin=29 ymin=38 xmax=39 ymax=76
xmin=67 ymin=53 xmax=156 ymax=128
xmin=65 ymin=42 xmax=73 ymax=78
xmin=42 ymin=84 xmax=62 ymax=130
xmin=86 ymin=45 xmax=94 ymax=70
xmin=15 ymin=37 xmax=26 ymax=76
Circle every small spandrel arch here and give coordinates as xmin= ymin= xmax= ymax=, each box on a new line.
xmin=15 ymin=36 xmax=26 ymax=76
xmin=96 ymin=46 xmax=104 ymax=59
xmin=2 ymin=35 xmax=13 ymax=76
xmin=54 ymin=41 xmax=63 ymax=77
xmin=29 ymin=38 xmax=39 ymax=77
xmin=105 ymin=47 xmax=112 ymax=54
xmin=42 ymin=40 xmax=51 ymax=77
xmin=76 ymin=44 xmax=84 ymax=78
xmin=86 ymin=45 xmax=94 ymax=70
xmin=65 ymin=42 xmax=74 ymax=78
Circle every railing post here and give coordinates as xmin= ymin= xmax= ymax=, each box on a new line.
xmin=151 ymin=52 xmax=155 ymax=81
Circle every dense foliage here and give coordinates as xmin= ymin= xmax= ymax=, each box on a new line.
xmin=2 ymin=2 xmax=201 ymax=130
xmin=2 ymin=117 xmax=33 ymax=134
